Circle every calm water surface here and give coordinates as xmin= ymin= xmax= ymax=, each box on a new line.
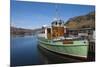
xmin=11 ymin=36 xmax=46 ymax=66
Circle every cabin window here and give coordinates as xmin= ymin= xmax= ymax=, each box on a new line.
xmin=47 ymin=28 xmax=51 ymax=33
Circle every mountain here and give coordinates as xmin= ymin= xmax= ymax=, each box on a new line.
xmin=10 ymin=26 xmax=44 ymax=35
xmin=65 ymin=12 xmax=95 ymax=29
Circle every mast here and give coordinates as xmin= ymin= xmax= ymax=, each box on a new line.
xmin=55 ymin=4 xmax=58 ymax=20
xmin=54 ymin=4 xmax=60 ymax=20
xmin=51 ymin=4 xmax=59 ymax=40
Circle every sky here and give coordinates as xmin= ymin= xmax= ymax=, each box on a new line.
xmin=11 ymin=0 xmax=95 ymax=29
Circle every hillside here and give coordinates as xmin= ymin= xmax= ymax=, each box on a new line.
xmin=65 ymin=12 xmax=95 ymax=29
xmin=10 ymin=27 xmax=44 ymax=35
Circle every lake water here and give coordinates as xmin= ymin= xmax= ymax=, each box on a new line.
xmin=11 ymin=35 xmax=46 ymax=66
xmin=11 ymin=35 xmax=93 ymax=66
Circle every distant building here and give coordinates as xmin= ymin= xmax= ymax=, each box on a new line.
xmin=68 ymin=28 xmax=95 ymax=40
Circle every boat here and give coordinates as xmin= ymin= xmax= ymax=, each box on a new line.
xmin=37 ymin=20 xmax=89 ymax=60
xmin=37 ymin=5 xmax=89 ymax=60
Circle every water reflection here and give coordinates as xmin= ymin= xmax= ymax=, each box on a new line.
xmin=11 ymin=35 xmax=45 ymax=66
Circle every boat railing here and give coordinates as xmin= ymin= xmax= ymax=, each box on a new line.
xmin=52 ymin=36 xmax=88 ymax=41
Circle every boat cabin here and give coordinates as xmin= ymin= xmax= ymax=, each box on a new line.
xmin=45 ymin=20 xmax=68 ymax=39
